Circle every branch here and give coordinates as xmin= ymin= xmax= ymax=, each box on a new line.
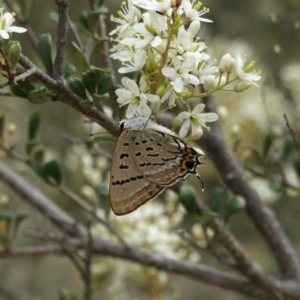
xmin=54 ymin=0 xmax=69 ymax=81
xmin=201 ymin=95 xmax=300 ymax=281
xmin=1 ymin=159 xmax=300 ymax=299
xmin=18 ymin=54 xmax=118 ymax=134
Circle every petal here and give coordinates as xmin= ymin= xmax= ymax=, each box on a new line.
xmin=151 ymin=36 xmax=162 ymax=48
xmin=177 ymin=111 xmax=190 ymax=120
xmin=137 ymin=102 xmax=152 ymax=118
xmin=162 ymin=67 xmax=176 ymax=78
xmin=126 ymin=104 xmax=137 ymax=118
xmin=174 ymin=77 xmax=183 ymax=93
xmin=183 ymin=73 xmax=200 ymax=85
xmin=127 ymin=79 xmax=140 ymax=94
xmin=145 ymin=93 xmax=160 ymax=102
xmin=179 ymin=119 xmax=190 ymax=138
xmin=119 ymin=66 xmax=138 ymax=73
xmin=6 ymin=26 xmax=27 ymax=33
xmin=0 ymin=30 xmax=9 ymax=39
xmin=198 ymin=112 xmax=219 ymax=123
xmin=192 ymin=103 xmax=205 ymax=114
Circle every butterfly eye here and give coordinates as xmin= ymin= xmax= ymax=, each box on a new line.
xmin=119 ymin=121 xmax=126 ymax=131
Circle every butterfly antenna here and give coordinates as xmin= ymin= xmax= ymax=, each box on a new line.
xmin=196 ymin=172 xmax=205 ymax=192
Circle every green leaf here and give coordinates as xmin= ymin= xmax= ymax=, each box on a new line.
xmin=79 ymin=100 xmax=92 ymax=108
xmin=49 ymin=12 xmax=59 ymax=23
xmin=97 ymin=74 xmax=113 ymax=95
xmin=87 ymin=6 xmax=109 ymax=32
xmin=282 ymin=138 xmax=294 ymax=160
xmin=12 ymin=214 xmax=29 ymax=240
xmin=0 ymin=115 xmax=4 ymax=142
xmin=64 ymin=63 xmax=76 ymax=78
xmin=262 ymin=133 xmax=274 ymax=160
xmin=210 ymin=187 xmax=226 ymax=213
xmin=90 ymin=38 xmax=109 ymax=63
xmin=0 ymin=211 xmax=12 ymax=249
xmin=71 ymin=42 xmax=88 ymax=71
xmin=28 ymin=112 xmax=41 ymax=141
xmin=33 ymin=145 xmax=45 ymax=164
xmin=179 ymin=185 xmax=197 ymax=215
xmin=10 ymin=84 xmax=28 ymax=98
xmin=286 ymin=188 xmax=299 ymax=197
xmin=90 ymin=66 xmax=106 ymax=77
xmin=94 ymin=135 xmax=116 ymax=142
xmin=0 ymin=211 xmax=12 ymax=235
xmin=44 ymin=159 xmax=62 ymax=185
xmin=92 ymin=6 xmax=109 ymax=14
xmin=196 ymin=211 xmax=218 ymax=225
xmin=26 ymin=140 xmax=38 ymax=156
xmin=32 ymin=162 xmax=47 ymax=180
xmin=82 ymin=70 xmax=96 ymax=94
xmin=68 ymin=77 xmax=88 ymax=100
xmin=5 ymin=41 xmax=22 ymax=72
xmin=28 ymin=87 xmax=52 ymax=104
xmin=250 ymin=149 xmax=264 ymax=167
xmin=225 ymin=196 xmax=246 ymax=221
xmin=79 ymin=11 xmax=89 ymax=30
xmin=94 ymin=183 xmax=109 ymax=197
xmin=293 ymin=158 xmax=300 ymax=179
xmin=38 ymin=34 xmax=53 ymax=76
xmin=16 ymin=0 xmax=35 ymax=18
xmin=268 ymin=182 xmax=282 ymax=193
xmin=16 ymin=78 xmax=35 ymax=93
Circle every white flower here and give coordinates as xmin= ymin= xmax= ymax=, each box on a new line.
xmin=118 ymin=50 xmax=146 ymax=73
xmin=162 ymin=56 xmax=200 ymax=93
xmin=235 ymin=53 xmax=261 ymax=87
xmin=175 ymin=104 xmax=219 ymax=139
xmin=109 ymin=0 xmax=138 ymax=37
xmin=182 ymin=0 xmax=213 ymax=23
xmin=116 ymin=76 xmax=160 ymax=118
xmin=130 ymin=11 xmax=165 ymax=49
xmin=133 ymin=0 xmax=171 ymax=14
xmin=0 ymin=9 xmax=27 ymax=39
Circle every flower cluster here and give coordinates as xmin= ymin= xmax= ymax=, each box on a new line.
xmin=0 ymin=8 xmax=27 ymax=40
xmin=110 ymin=0 xmax=260 ymax=139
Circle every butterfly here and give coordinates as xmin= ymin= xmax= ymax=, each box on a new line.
xmin=109 ymin=118 xmax=204 ymax=215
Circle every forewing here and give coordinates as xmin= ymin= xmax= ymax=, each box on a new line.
xmin=109 ymin=130 xmax=164 ymax=215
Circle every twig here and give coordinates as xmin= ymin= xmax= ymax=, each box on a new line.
xmin=176 ymin=229 xmax=237 ymax=268
xmin=83 ymin=224 xmax=93 ymax=300
xmin=54 ymin=0 xmax=69 ymax=81
xmin=0 ymin=44 xmax=15 ymax=84
xmin=0 ymin=244 xmax=68 ymax=257
xmin=60 ymin=186 xmax=127 ymax=247
xmin=283 ymin=113 xmax=300 ymax=159
xmin=0 ymin=90 xmax=13 ymax=96
xmin=246 ymin=166 xmax=299 ymax=191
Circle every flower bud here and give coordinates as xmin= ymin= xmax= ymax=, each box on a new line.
xmin=215 ymin=75 xmax=226 ymax=87
xmin=235 ymin=81 xmax=252 ymax=92
xmin=219 ymin=53 xmax=232 ymax=73
xmin=203 ymin=75 xmax=215 ymax=91
xmin=219 ymin=53 xmax=235 ymax=73
xmin=156 ymin=83 xmax=168 ymax=96
xmin=188 ymin=21 xmax=200 ymax=37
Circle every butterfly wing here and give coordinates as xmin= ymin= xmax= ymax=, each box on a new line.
xmin=110 ymin=129 xmax=165 ymax=215
xmin=131 ymin=129 xmax=203 ymax=186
